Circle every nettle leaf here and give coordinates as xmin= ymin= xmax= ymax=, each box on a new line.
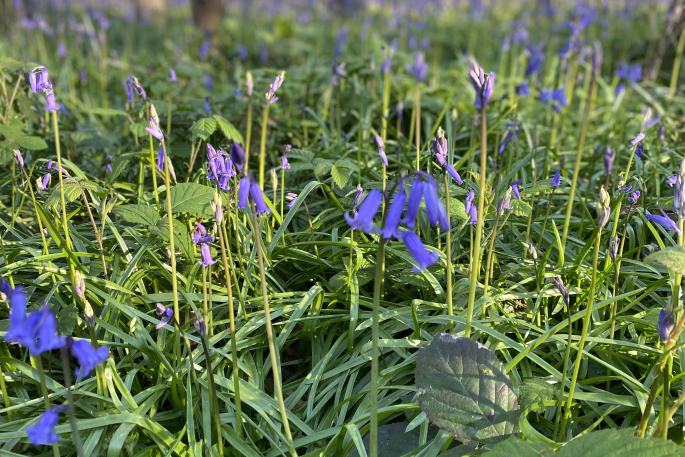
xmin=214 ymin=115 xmax=244 ymax=145
xmin=289 ymin=149 xmax=315 ymax=162
xmin=288 ymin=162 xmax=315 ymax=172
xmin=190 ymin=117 xmax=217 ymax=140
xmin=0 ymin=124 xmax=23 ymax=141
xmin=556 ymin=429 xmax=682 ymax=457
xmin=314 ymin=161 xmax=333 ymax=178
xmin=44 ymin=178 xmax=105 ymax=211
xmin=130 ymin=122 xmax=148 ymax=138
xmin=149 ymin=218 xmax=194 ymax=262
xmin=645 ymin=245 xmax=685 ymax=275
xmin=113 ymin=204 xmax=161 ymax=226
xmin=415 ymin=333 xmax=519 ymax=446
xmin=449 ymin=197 xmax=468 ymax=221
xmin=167 ymin=182 xmax=215 ymax=216
xmin=335 ymin=158 xmax=358 ymax=171
xmin=484 ymin=436 xmax=554 ymax=457
xmin=517 ymin=378 xmax=556 ymax=413
xmin=331 ymin=165 xmax=350 ymax=189
xmin=16 ymin=135 xmax=48 ymax=150
xmin=510 ymin=198 xmax=531 ymax=217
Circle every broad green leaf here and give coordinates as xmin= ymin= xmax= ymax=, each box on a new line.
xmin=557 ymin=429 xmax=682 ymax=457
xmin=289 ymin=149 xmax=315 ymax=162
xmin=415 ymin=333 xmax=519 ymax=446
xmin=190 ymin=117 xmax=217 ymax=140
xmin=214 ymin=115 xmax=244 ymax=145
xmin=149 ymin=218 xmax=194 ymax=262
xmin=130 ymin=122 xmax=148 ymax=138
xmin=485 ymin=436 xmax=554 ymax=457
xmin=449 ymin=197 xmax=468 ymax=221
xmin=113 ymin=204 xmax=161 ymax=226
xmin=645 ymin=245 xmax=685 ymax=275
xmin=0 ymin=124 xmax=23 ymax=141
xmin=517 ymin=378 xmax=556 ymax=413
xmin=167 ymin=183 xmax=215 ymax=216
xmin=16 ymin=135 xmax=48 ymax=150
xmin=0 ymin=143 xmax=12 ymax=163
xmin=314 ymin=161 xmax=333 ymax=178
xmin=510 ymin=198 xmax=531 ymax=216
xmin=331 ymin=165 xmax=350 ymax=189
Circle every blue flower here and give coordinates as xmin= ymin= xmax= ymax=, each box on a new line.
xmin=445 ymin=165 xmax=463 ymax=184
xmin=230 ymin=143 xmax=246 ymax=173
xmin=402 ymin=231 xmax=439 ymax=273
xmin=552 ymin=172 xmax=561 ymax=188
xmin=72 ymin=340 xmax=109 ymax=378
xmin=515 ymin=82 xmax=530 ymax=97
xmin=249 ymin=183 xmax=271 ymax=216
xmin=402 ymin=180 xmax=424 ymax=228
xmin=525 ymin=45 xmax=543 ymax=77
xmin=5 ymin=287 xmax=65 ymax=356
xmin=345 ymin=189 xmax=382 ymax=234
xmin=629 ymin=190 xmax=640 ymax=205
xmin=511 ymin=179 xmax=523 ymax=199
xmin=376 ymin=189 xmax=406 ymax=240
xmin=468 ymin=205 xmax=478 ymax=225
xmin=405 ymin=53 xmax=428 ymax=82
xmin=423 ymin=180 xmax=449 ymax=230
xmin=551 ymin=276 xmax=569 ymax=306
xmin=659 ymin=309 xmax=675 ymax=343
xmin=155 ymin=303 xmax=173 ymax=328
xmin=157 ymin=149 xmax=164 ymax=171
xmin=604 ymin=146 xmax=615 ymax=176
xmin=237 ymin=177 xmax=250 ymax=209
xmin=27 ymin=406 xmax=67 ymax=446
xmin=464 ymin=188 xmax=475 ymax=215
xmin=198 ymin=242 xmax=217 ymax=267
xmin=646 ymin=209 xmax=681 ymax=234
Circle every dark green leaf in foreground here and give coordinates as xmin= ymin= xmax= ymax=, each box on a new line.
xmin=415 ymin=333 xmax=519 ymax=446
xmin=113 ymin=204 xmax=161 ymax=226
xmin=149 ymin=218 xmax=194 ymax=262
xmin=482 ymin=435 xmax=554 ymax=457
xmin=645 ymin=245 xmax=685 ymax=275
xmin=556 ymin=429 xmax=683 ymax=457
xmin=190 ymin=117 xmax=217 ymax=140
xmin=167 ymin=182 xmax=215 ymax=216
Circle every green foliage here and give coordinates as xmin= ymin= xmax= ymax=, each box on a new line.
xmin=645 ymin=245 xmax=685 ymax=275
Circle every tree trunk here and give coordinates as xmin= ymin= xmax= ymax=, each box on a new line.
xmin=192 ymin=0 xmax=225 ymax=33
xmin=135 ymin=0 xmax=166 ymax=23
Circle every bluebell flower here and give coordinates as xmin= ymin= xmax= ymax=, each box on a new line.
xmin=204 ymin=97 xmax=211 ymax=115
xmin=145 ymin=119 xmax=164 ymax=141
xmin=469 ymin=63 xmax=495 ymax=109
xmin=169 ymin=68 xmax=177 ymax=82
xmin=377 ymin=189 xmax=406 ymax=240
xmin=198 ymin=242 xmax=217 ymax=267
xmin=6 ymin=288 xmax=66 ymax=356
xmin=238 ymin=45 xmax=248 ymax=60
xmin=402 ymin=180 xmax=424 ymax=228
xmin=192 ymin=223 xmax=207 ymax=244
xmin=379 ymin=149 xmax=388 ymax=167
xmin=286 ymin=193 xmax=298 ymax=209
xmin=231 ymin=143 xmax=246 ymax=173
xmin=237 ymin=177 xmax=250 ymax=209
xmin=511 ymin=179 xmax=523 ymax=199
xmin=551 ymin=88 xmax=567 ymax=112
xmin=552 ymin=172 xmax=561 ymax=188
xmin=406 ymin=53 xmax=428 ymax=82
xmin=423 ymin=180 xmax=449 ymax=229
xmin=609 ymin=236 xmax=619 ymax=262
xmin=515 ymin=82 xmax=530 ymax=97
xmin=204 ymin=74 xmax=213 ymax=92
xmin=219 ymin=174 xmax=230 ymax=192
xmin=631 ymin=133 xmax=645 ymax=146
xmin=646 ymin=209 xmax=681 ymax=234
xmin=249 ymin=182 xmax=271 ymax=216
xmin=539 ymin=89 xmax=552 ymax=103
xmin=615 ymin=62 xmax=641 ymax=94
xmin=36 ymin=173 xmax=50 ymax=192
xmin=499 ymin=128 xmax=519 ymax=154
xmin=629 ymin=190 xmax=640 ymax=205
xmin=72 ymin=340 xmax=109 ymax=378
xmin=635 ymin=142 xmax=644 ymax=159
xmin=668 ymin=175 xmax=677 ymax=187
xmin=345 ymin=189 xmax=382 ymax=234
xmin=551 ymin=276 xmax=569 ymax=306
xmin=27 ymin=406 xmax=67 ymax=446
xmin=618 ymin=185 xmax=632 ymax=193
xmin=155 ymin=303 xmax=174 ymax=329
xmin=465 ymin=188 xmax=475 ymax=215
xmin=198 ymin=41 xmax=210 ymax=58
xmin=525 ymin=45 xmax=543 ymax=77
xmin=13 ymin=149 xmax=24 ymax=169
xmin=659 ymin=309 xmax=675 ymax=343
xmin=157 ymin=149 xmax=164 ymax=171
xmin=265 ymin=72 xmax=285 ymax=104
xmin=45 ymin=91 xmax=59 ymax=112
xmin=604 ymin=146 xmax=615 ymax=176
xmin=445 ymin=165 xmax=463 ymax=184
xmin=402 ymin=231 xmax=439 ymax=273
xmin=281 ymin=155 xmax=290 ymax=169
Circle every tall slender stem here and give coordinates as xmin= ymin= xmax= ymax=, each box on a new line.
xmin=146 ymin=103 xmax=160 ymax=208
xmin=199 ymin=332 xmax=224 ymax=456
xmin=60 ymin=346 xmax=84 ymax=457
xmin=443 ymin=172 xmax=453 ymax=328
xmin=559 ymin=229 xmax=601 ymax=440
xmin=370 ymin=239 xmax=386 ymax=457
xmin=669 ymin=27 xmax=685 ymax=102
xmin=259 ymin=104 xmax=271 ymax=189
xmin=250 ymin=207 xmax=297 ymax=457
xmin=465 ymin=106 xmax=488 ymax=338
xmin=414 ymin=86 xmax=421 ymax=170
xmin=218 ymin=221 xmax=243 ymax=436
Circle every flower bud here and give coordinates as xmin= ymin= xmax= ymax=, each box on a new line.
xmin=13 ymin=150 xmax=24 ymax=169
xmin=74 ymin=271 xmax=86 ymax=301
xmin=84 ymin=300 xmax=94 ymax=327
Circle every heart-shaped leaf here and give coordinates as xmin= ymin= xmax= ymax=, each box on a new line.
xmin=415 ymin=333 xmax=519 ymax=447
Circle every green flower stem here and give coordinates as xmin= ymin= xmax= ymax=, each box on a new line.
xmin=20 ymin=167 xmax=50 ymax=255
xmin=246 ymin=96 xmax=253 ymax=165
xmin=660 ymin=354 xmax=673 ymax=438
xmin=559 ymin=228 xmax=601 ymax=441
xmin=59 ymin=346 xmax=84 ymax=457
xmin=217 ymin=220 xmax=243 ymax=437
xmin=536 ymin=188 xmax=556 ymax=257
xmin=370 ymin=238 xmax=387 ymax=457
xmin=669 ymin=27 xmax=685 ymax=101
xmin=381 ymin=71 xmax=391 ymax=143
xmin=199 ymin=332 xmax=224 ymax=457
xmin=280 ymin=167 xmax=286 ymax=223
xmin=465 ymin=105 xmax=488 ymax=338
xmin=414 ymin=85 xmax=421 ymax=170
xmin=561 ymin=78 xmax=597 ymax=249
xmin=482 ymin=210 xmax=501 ymax=299
xmin=522 ymin=164 xmax=537 ymax=261
xmin=443 ymin=171 xmax=453 ymax=328
xmin=0 ymin=360 xmax=10 ymax=421
xmin=259 ymin=103 xmax=271 ymax=189
xmin=553 ymin=294 xmax=574 ymax=441
xmin=35 ymin=357 xmax=60 ymax=457
xmin=161 ymin=141 xmax=181 ymax=370
xmin=166 ymin=87 xmax=173 ymax=137
xmin=52 ymin=111 xmax=77 ymax=296
xmin=250 ymin=206 xmax=298 ymax=457
xmin=145 ymin=103 xmax=160 ymax=208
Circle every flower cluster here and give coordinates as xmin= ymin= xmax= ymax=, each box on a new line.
xmin=431 ymin=129 xmax=462 ymax=184
xmin=206 ymin=144 xmax=236 ymax=191
xmin=266 ymin=71 xmax=285 ymax=104
xmin=615 ymin=62 xmax=641 ymax=94
xmin=469 ymin=63 xmax=495 ymax=110
xmin=238 ymin=175 xmax=271 ymax=216
xmin=648 ymin=158 xmax=685 ymax=234
xmin=539 ymin=87 xmax=567 ymax=112
xmin=406 ymin=53 xmax=428 ymax=83
xmin=29 ymin=66 xmax=59 ymax=112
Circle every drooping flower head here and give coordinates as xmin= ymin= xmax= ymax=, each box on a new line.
xmin=552 ymin=172 xmax=561 ymax=188
xmin=629 ymin=190 xmax=640 ymax=205
xmin=169 ymin=68 xmax=178 ymax=82
xmin=27 ymin=406 xmax=68 ymax=446
xmin=286 ymin=193 xmax=298 ymax=209
xmin=376 ymin=187 xmax=406 ymax=240
xmin=5 ymin=286 xmax=66 ymax=356
xmin=551 ymin=276 xmax=569 ymax=306
xmin=72 ymin=340 xmax=109 ymax=378
xmin=646 ymin=209 xmax=681 ymax=234
xmin=469 ymin=62 xmax=495 ymax=110
xmin=402 ymin=231 xmax=439 ymax=273
xmin=597 ymin=186 xmax=611 ymax=228
xmin=608 ymin=235 xmax=619 ymax=262
xmin=155 ymin=303 xmax=174 ymax=329
xmin=659 ymin=308 xmax=675 ymax=343
xmin=13 ymin=149 xmax=24 ymax=169
xmin=604 ymin=146 xmax=615 ymax=177
xmin=405 ymin=53 xmax=428 ymax=82
xmin=345 ymin=189 xmax=382 ymax=234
